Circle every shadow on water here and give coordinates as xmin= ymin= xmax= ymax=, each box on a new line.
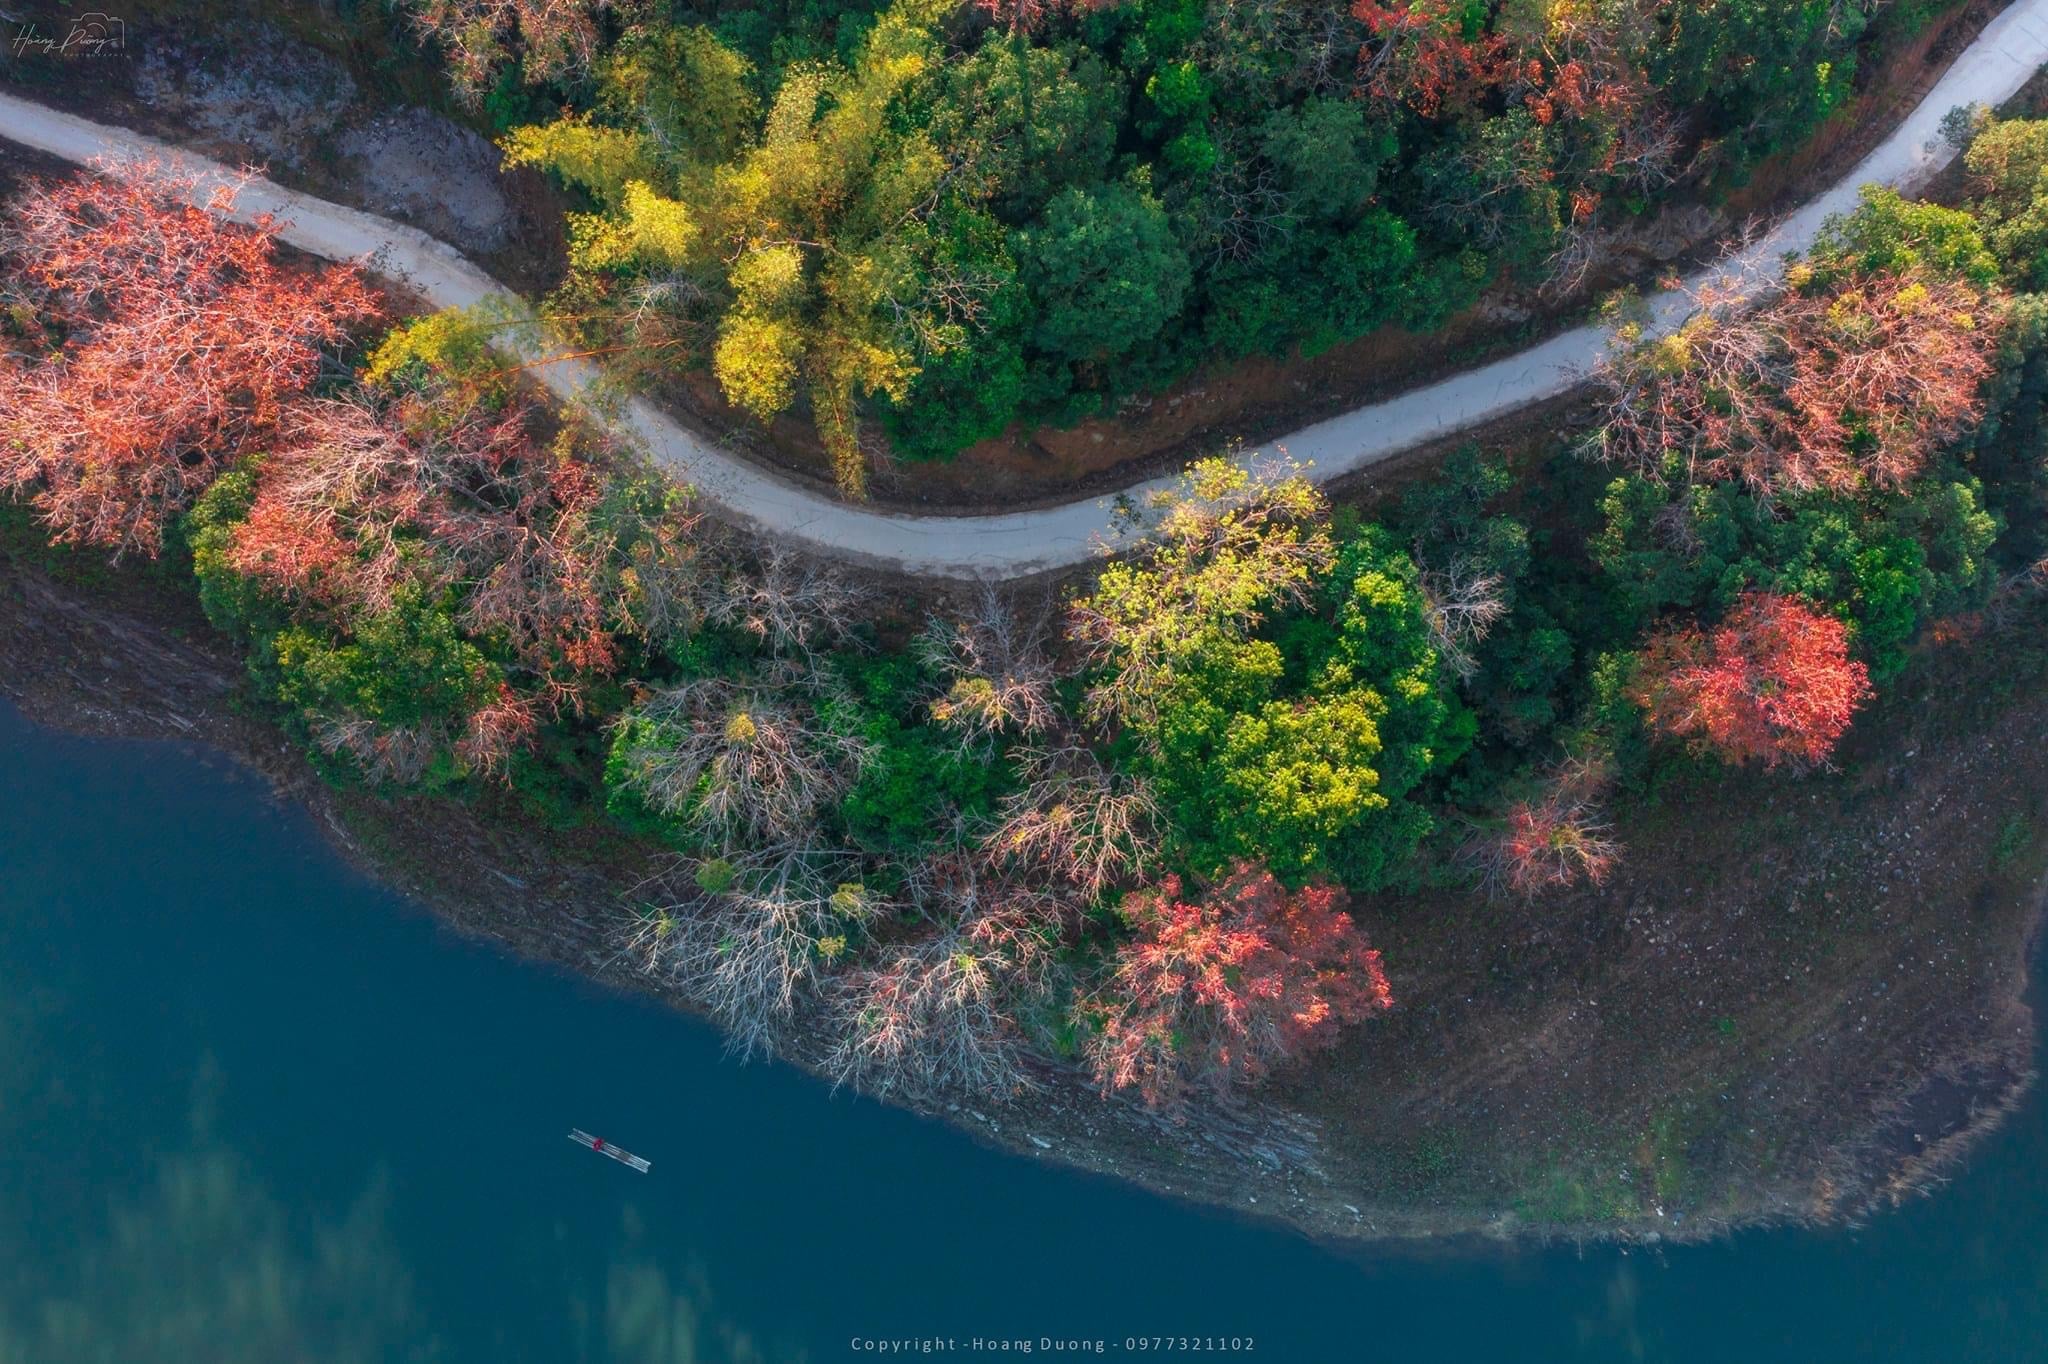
xmin=1 ymin=697 xmax=2043 ymax=1364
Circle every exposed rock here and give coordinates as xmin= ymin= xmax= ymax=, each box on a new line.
xmin=133 ymin=28 xmax=354 ymax=169
xmin=338 ymin=108 xmax=514 ymax=253
xmin=1474 ymin=297 xmax=1534 ymax=326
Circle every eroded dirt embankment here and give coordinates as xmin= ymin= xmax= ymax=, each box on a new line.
xmin=5 ymin=536 xmax=2043 ymax=1248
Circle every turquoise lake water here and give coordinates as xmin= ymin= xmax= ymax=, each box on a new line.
xmin=2 ymin=697 xmax=2044 ymax=1363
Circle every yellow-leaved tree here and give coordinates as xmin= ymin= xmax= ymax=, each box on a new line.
xmin=503 ymin=0 xmax=979 ymax=499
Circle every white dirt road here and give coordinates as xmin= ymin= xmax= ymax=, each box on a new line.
xmin=4 ymin=3 xmax=2047 ymax=578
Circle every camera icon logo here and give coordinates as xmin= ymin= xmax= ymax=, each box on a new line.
xmin=66 ymin=13 xmax=126 ymax=53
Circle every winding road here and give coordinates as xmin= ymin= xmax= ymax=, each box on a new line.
xmin=5 ymin=5 xmax=2048 ymax=579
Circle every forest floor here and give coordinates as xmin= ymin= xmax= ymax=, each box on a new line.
xmin=4 ymin=504 xmax=2041 ymax=1248
xmin=1288 ymin=620 xmax=2048 ymax=1238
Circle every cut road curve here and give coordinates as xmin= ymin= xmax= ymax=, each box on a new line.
xmin=4 ymin=4 xmax=2048 ymax=579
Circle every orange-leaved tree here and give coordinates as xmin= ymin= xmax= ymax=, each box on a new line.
xmin=0 ymin=160 xmax=378 ymax=554
xmin=1632 ymin=592 xmax=1873 ymax=769
xmin=223 ymin=379 xmax=699 ymax=722
xmin=1085 ymin=864 xmax=1392 ymax=1108
xmin=1593 ymin=269 xmax=1995 ymax=497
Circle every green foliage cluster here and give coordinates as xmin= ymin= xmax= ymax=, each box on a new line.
xmin=818 ymin=650 xmax=1015 ymax=857
xmin=1136 ymin=526 xmax=1465 ymax=886
xmin=1592 ymin=474 xmax=1997 ymax=681
xmin=188 ymin=465 xmax=504 ymax=792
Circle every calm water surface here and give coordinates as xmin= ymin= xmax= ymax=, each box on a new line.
xmin=2 ymin=699 xmax=2044 ymax=1363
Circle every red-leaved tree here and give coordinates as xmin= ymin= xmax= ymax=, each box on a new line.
xmin=0 ymin=160 xmax=378 ymax=554
xmin=1632 ymin=593 xmax=1874 ymax=769
xmin=1085 ymin=864 xmax=1393 ymax=1108
xmin=1354 ymin=0 xmax=1676 ymax=262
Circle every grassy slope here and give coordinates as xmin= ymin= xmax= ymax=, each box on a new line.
xmin=1283 ymin=610 xmax=2047 ymax=1235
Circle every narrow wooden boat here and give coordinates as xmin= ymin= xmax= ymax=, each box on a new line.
xmin=568 ymin=1128 xmax=651 ymax=1172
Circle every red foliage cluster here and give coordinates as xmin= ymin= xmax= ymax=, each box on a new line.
xmin=1354 ymin=0 xmax=1661 ymax=153
xmin=1481 ymin=756 xmax=1620 ymax=898
xmin=460 ymin=684 xmax=546 ymax=777
xmin=225 ymin=387 xmax=623 ymax=711
xmin=0 ymin=161 xmax=378 ymax=554
xmin=1087 ymin=864 xmax=1392 ymax=1108
xmin=1354 ymin=0 xmax=1502 ymax=119
xmin=1597 ymin=270 xmax=1996 ymax=496
xmin=1632 ymin=593 xmax=1874 ymax=769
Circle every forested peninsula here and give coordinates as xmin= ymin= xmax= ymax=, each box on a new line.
xmin=2 ymin=0 xmax=2046 ymax=1240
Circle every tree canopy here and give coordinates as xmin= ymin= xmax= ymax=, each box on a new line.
xmin=431 ymin=0 xmax=1934 ymax=486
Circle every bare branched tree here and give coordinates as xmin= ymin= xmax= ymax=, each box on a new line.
xmin=611 ymin=677 xmax=870 ymax=851
xmin=629 ymin=851 xmax=875 ymax=1059
xmin=918 ymin=586 xmax=1061 ymax=748
xmin=824 ymin=852 xmax=1059 ymax=1098
xmin=405 ymin=0 xmax=610 ymax=106
xmin=1418 ymin=557 xmax=1509 ymax=681
xmin=703 ymin=546 xmax=870 ymax=662
xmin=981 ymin=745 xmax=1160 ymax=902
xmin=309 ymin=716 xmax=449 ymax=788
xmin=1196 ymin=129 xmax=1296 ymax=269
xmin=1591 ymin=267 xmax=1996 ymax=497
xmin=1197 ymin=0 xmax=1361 ymax=97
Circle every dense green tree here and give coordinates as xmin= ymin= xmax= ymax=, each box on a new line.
xmin=820 ymin=652 xmax=1013 ymax=855
xmin=1803 ymin=187 xmax=1997 ymax=288
xmin=1592 ymin=474 xmax=1999 ymax=680
xmin=1964 ymin=117 xmax=2048 ymax=290
xmin=271 ymin=586 xmax=505 ymax=789
xmin=1016 ymin=183 xmax=1193 ymax=372
xmin=1135 ymin=526 xmax=1461 ymax=887
xmin=185 ymin=459 xmax=284 ymax=642
xmin=1259 ymin=98 xmax=1398 ymax=225
xmin=1645 ymin=0 xmax=1862 ymax=174
xmin=930 ymin=39 xmax=1126 ymax=222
